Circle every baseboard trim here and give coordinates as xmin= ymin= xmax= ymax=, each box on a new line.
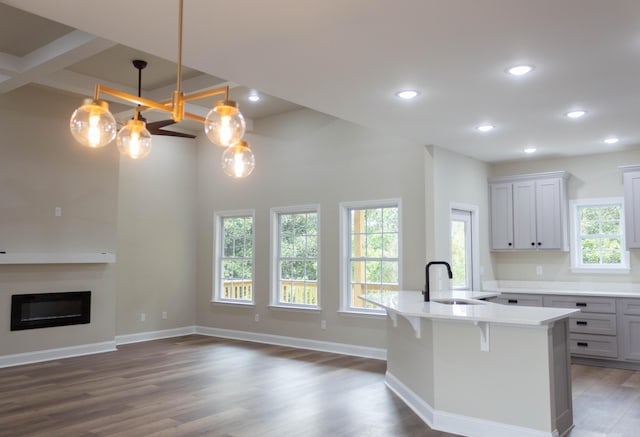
xmin=115 ymin=326 xmax=197 ymax=345
xmin=385 ymin=371 xmax=559 ymax=437
xmin=195 ymin=325 xmax=387 ymax=360
xmin=0 ymin=341 xmax=117 ymax=368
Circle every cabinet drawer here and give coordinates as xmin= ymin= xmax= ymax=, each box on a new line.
xmin=569 ymin=334 xmax=618 ymax=358
xmin=569 ymin=313 xmax=617 ymax=336
xmin=620 ymin=298 xmax=640 ymax=316
xmin=494 ymin=293 xmax=543 ymax=307
xmin=543 ymin=295 xmax=615 ymax=313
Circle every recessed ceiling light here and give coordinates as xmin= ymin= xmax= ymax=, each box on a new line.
xmin=524 ymin=147 xmax=537 ymax=154
xmin=565 ymin=110 xmax=587 ymax=119
xmin=506 ymin=65 xmax=535 ymax=76
xmin=248 ymin=94 xmax=260 ymax=102
xmin=396 ymin=90 xmax=420 ymax=100
xmin=476 ymin=124 xmax=494 ymax=132
xmin=604 ymin=137 xmax=619 ymax=144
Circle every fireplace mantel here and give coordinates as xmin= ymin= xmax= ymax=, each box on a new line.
xmin=0 ymin=252 xmax=116 ymax=264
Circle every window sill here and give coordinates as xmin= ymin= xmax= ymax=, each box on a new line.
xmin=570 ymin=267 xmax=630 ymax=275
xmin=337 ymin=310 xmax=386 ymax=318
xmin=210 ymin=300 xmax=255 ymax=307
xmin=268 ymin=304 xmax=321 ymax=312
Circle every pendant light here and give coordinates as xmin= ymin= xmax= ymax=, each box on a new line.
xmin=68 ymin=0 xmax=254 ymax=178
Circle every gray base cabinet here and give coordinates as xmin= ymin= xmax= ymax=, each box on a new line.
xmin=620 ymin=298 xmax=640 ymax=361
xmin=497 ymin=292 xmax=640 ymax=366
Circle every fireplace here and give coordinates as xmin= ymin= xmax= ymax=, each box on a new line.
xmin=11 ymin=291 xmax=91 ymax=331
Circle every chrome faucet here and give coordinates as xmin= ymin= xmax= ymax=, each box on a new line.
xmin=423 ymin=261 xmax=453 ymax=302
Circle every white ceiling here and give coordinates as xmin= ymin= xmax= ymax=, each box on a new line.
xmin=1 ymin=0 xmax=640 ymax=162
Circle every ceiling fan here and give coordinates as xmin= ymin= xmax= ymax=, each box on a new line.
xmin=130 ymin=59 xmax=196 ymax=139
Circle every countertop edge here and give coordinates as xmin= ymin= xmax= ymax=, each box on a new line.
xmin=487 ymin=288 xmax=640 ymax=299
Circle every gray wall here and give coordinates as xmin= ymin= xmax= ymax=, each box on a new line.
xmin=430 ymin=146 xmax=495 ymax=284
xmin=0 ymin=85 xmax=118 ymax=354
xmin=195 ymin=108 xmax=427 ymax=349
xmin=115 ymin=136 xmax=197 ymax=335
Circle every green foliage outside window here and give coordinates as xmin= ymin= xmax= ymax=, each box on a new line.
xmin=278 ymin=212 xmax=318 ymax=305
xmin=350 ymin=206 xmax=399 ymax=309
xmin=221 ymin=216 xmax=253 ymax=301
xmin=450 ymin=220 xmax=467 ymax=288
xmin=579 ymin=205 xmax=623 ymax=265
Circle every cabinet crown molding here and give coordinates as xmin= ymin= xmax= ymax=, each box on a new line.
xmin=488 ymin=171 xmax=570 ymax=183
xmin=619 ymin=165 xmax=640 ymax=173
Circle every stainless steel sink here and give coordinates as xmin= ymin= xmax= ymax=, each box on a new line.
xmin=432 ymin=298 xmax=484 ymax=305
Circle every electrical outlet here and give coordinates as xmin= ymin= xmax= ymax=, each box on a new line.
xmin=320 ymin=320 xmax=327 ymax=330
xmin=140 ymin=312 xmax=146 ymax=322
xmin=254 ymin=314 xmax=260 ymax=322
xmin=536 ymin=265 xmax=543 ymax=275
xmin=162 ymin=311 xmax=168 ymax=320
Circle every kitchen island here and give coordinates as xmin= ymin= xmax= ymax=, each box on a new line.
xmin=364 ymin=290 xmax=579 ymax=437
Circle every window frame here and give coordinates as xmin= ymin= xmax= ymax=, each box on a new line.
xmin=339 ymin=198 xmax=402 ymax=315
xmin=569 ymin=197 xmax=629 ymax=274
xmin=212 ymin=209 xmax=256 ymax=305
xmin=270 ymin=204 xmax=321 ymax=310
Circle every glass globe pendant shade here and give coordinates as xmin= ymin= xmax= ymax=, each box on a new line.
xmin=221 ymin=141 xmax=255 ymax=178
xmin=116 ymin=119 xmax=152 ymax=159
xmin=69 ymin=99 xmax=117 ymax=148
xmin=204 ymin=100 xmax=246 ymax=147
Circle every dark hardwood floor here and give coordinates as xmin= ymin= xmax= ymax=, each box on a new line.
xmin=0 ymin=335 xmax=638 ymax=436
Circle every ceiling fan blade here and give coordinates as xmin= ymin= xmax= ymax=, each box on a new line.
xmin=130 ymin=60 xmax=196 ymax=140
xmin=146 ymin=119 xmax=197 ymax=139
xmin=146 ymin=119 xmax=177 ymax=130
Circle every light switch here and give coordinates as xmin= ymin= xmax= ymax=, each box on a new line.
xmin=54 ymin=207 xmax=62 ymax=217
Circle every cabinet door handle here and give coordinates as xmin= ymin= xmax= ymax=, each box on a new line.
xmin=508 ymin=299 xmax=518 ymax=304
xmin=577 ymin=342 xmax=589 ymax=347
xmin=537 ymin=242 xmax=541 ymax=246
xmin=508 ymin=242 xmax=512 ymax=246
xmin=531 ymin=242 xmax=535 ymax=246
xmin=576 ymin=302 xmax=587 ymax=307
xmin=576 ymin=321 xmax=588 ymax=326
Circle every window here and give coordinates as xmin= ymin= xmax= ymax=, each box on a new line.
xmin=340 ymin=199 xmax=401 ymax=313
xmin=570 ymin=198 xmax=629 ymax=273
xmin=213 ymin=210 xmax=255 ymax=303
xmin=271 ymin=205 xmax=320 ymax=309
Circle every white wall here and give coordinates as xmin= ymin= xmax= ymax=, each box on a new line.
xmin=0 ymin=85 xmax=118 ymax=354
xmin=490 ymin=149 xmax=640 ymax=283
xmin=115 ymin=136 xmax=197 ymax=335
xmin=195 ymin=108 xmax=427 ymax=349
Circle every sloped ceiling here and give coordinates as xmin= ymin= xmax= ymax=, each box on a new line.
xmin=2 ymin=0 xmax=640 ymax=162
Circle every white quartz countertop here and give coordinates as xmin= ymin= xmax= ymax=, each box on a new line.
xmin=482 ymin=280 xmax=640 ymax=299
xmin=486 ymin=287 xmax=640 ymax=299
xmin=364 ymin=290 xmax=579 ymax=326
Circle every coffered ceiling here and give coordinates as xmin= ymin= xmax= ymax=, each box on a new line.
xmin=1 ymin=0 xmax=640 ymax=162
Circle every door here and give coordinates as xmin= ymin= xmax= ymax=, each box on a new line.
xmin=451 ymin=207 xmax=476 ymax=290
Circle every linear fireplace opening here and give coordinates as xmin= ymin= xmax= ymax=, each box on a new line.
xmin=11 ymin=291 xmax=91 ymax=331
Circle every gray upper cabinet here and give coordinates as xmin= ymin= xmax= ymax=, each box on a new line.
xmin=621 ymin=165 xmax=640 ymax=249
xmin=489 ymin=172 xmax=569 ymax=251
xmin=490 ymin=183 xmax=514 ymax=249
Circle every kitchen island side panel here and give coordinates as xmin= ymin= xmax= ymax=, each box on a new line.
xmin=386 ymin=315 xmax=435 ymax=406
xmin=432 ymin=321 xmax=554 ymax=432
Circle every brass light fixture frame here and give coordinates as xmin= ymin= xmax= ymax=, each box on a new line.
xmin=90 ymin=0 xmax=235 ymax=125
